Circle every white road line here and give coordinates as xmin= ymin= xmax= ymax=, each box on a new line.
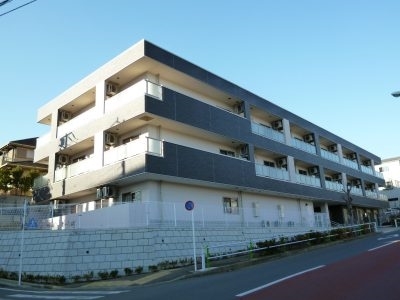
xmin=9 ymin=295 xmax=102 ymax=299
xmin=236 ymin=265 xmax=325 ymax=298
xmin=369 ymin=240 xmax=400 ymax=252
xmin=0 ymin=288 xmax=126 ymax=295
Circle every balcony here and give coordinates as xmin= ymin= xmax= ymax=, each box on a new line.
xmin=104 ymin=80 xmax=162 ymax=114
xmin=104 ymin=137 xmax=163 ymax=166
xmin=54 ymin=137 xmax=163 ymax=182
xmin=291 ymin=138 xmax=316 ymax=154
xmin=251 ymin=123 xmax=285 ymax=143
xmin=320 ymin=148 xmax=339 ymax=163
xmin=360 ymin=165 xmax=374 ymax=175
xmin=325 ymin=180 xmax=343 ymax=192
xmin=342 ymin=157 xmax=358 ymax=170
xmin=349 ymin=186 xmax=363 ymax=196
xmin=255 ymin=164 xmax=289 ymax=181
xmin=296 ymin=174 xmax=321 ymax=187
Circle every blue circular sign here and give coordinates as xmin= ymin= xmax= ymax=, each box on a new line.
xmin=185 ymin=200 xmax=194 ymax=211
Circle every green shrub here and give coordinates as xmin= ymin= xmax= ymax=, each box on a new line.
xmin=124 ymin=267 xmax=133 ymax=276
xmin=97 ymin=271 xmax=109 ymax=280
xmin=109 ymin=270 xmax=118 ymax=279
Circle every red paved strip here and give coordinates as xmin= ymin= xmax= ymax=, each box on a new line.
xmin=238 ymin=241 xmax=400 ymax=300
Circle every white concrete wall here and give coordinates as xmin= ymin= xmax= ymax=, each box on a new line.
xmin=0 ymin=225 xmax=316 ymax=280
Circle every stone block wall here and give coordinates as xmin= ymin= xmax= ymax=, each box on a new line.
xmin=0 ymin=225 xmax=293 ymax=279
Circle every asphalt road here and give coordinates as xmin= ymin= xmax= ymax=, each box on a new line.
xmin=0 ymin=229 xmax=399 ymax=300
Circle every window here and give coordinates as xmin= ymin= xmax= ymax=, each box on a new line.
xmin=223 ymin=197 xmax=239 ymax=214
xmin=264 ymin=161 xmax=275 ymax=168
xmin=122 ymin=191 xmax=142 ymax=202
xmin=220 ymin=149 xmax=235 ymax=157
xmin=299 ymin=170 xmax=307 ymax=175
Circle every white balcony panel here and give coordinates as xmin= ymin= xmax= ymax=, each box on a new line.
xmin=104 ymin=137 xmax=163 ymax=166
xmin=291 ymin=138 xmax=316 ymax=154
xmin=325 ymin=181 xmax=343 ymax=192
xmin=296 ymin=174 xmax=321 ymax=187
xmin=255 ymin=164 xmax=289 ymax=181
xmin=360 ymin=165 xmax=374 ymax=175
xmin=342 ymin=157 xmax=359 ymax=170
xmin=57 ymin=107 xmax=97 ymax=138
xmin=36 ymin=132 xmax=51 ymax=148
xmin=251 ymin=123 xmax=285 ymax=143
xmin=320 ymin=148 xmax=339 ymax=163
xmin=349 ymin=186 xmax=363 ymax=196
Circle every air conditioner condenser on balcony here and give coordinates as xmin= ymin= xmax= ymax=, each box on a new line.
xmin=105 ymin=132 xmax=117 ymax=146
xmin=58 ymin=154 xmax=69 ymax=165
xmin=106 ymin=82 xmax=118 ymax=96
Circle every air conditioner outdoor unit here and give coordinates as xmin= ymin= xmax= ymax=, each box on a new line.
xmin=96 ymin=188 xmax=103 ymax=199
xmin=349 ymin=153 xmax=357 ymax=160
xmin=328 ymin=144 xmax=337 ymax=152
xmin=333 ymin=174 xmax=342 ymax=181
xmin=308 ymin=166 xmax=319 ymax=175
xmin=102 ymin=186 xmax=115 ymax=198
xmin=239 ymin=144 xmax=249 ymax=158
xmin=272 ymin=120 xmax=283 ymax=130
xmin=58 ymin=154 xmax=69 ymax=165
xmin=235 ymin=101 xmax=245 ymax=114
xmin=278 ymin=157 xmax=287 ymax=167
xmin=105 ymin=133 xmax=117 ymax=146
xmin=106 ymin=82 xmax=118 ymax=96
xmin=303 ymin=134 xmax=314 ymax=143
xmin=60 ymin=110 xmax=71 ymax=122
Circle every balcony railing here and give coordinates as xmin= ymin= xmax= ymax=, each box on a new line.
xmin=349 ymin=186 xmax=363 ymax=196
xmin=104 ymin=79 xmax=162 ymax=114
xmin=296 ymin=174 xmax=321 ymax=187
xmin=251 ymin=123 xmax=285 ymax=143
xmin=374 ymin=170 xmax=384 ymax=179
xmin=342 ymin=157 xmax=358 ymax=170
xmin=320 ymin=148 xmax=339 ymax=163
xmin=104 ymin=137 xmax=163 ymax=166
xmin=291 ymin=138 xmax=316 ymax=154
xmin=325 ymin=180 xmax=343 ymax=192
xmin=54 ymin=138 xmax=163 ymax=182
xmin=255 ymin=164 xmax=289 ymax=181
xmin=360 ymin=165 xmax=374 ymax=175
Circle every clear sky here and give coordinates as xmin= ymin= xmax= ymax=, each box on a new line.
xmin=1 ymin=0 xmax=399 ymax=160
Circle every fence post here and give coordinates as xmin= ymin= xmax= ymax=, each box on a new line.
xmin=18 ymin=199 xmax=27 ymax=286
xmin=249 ymin=241 xmax=254 ymax=259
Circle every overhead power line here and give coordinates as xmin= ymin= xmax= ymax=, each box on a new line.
xmin=0 ymin=0 xmax=37 ymax=17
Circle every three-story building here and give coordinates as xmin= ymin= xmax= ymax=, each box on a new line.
xmin=33 ymin=40 xmax=387 ymax=229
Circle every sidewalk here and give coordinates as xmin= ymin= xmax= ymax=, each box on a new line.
xmin=1 ymin=226 xmax=398 ymax=290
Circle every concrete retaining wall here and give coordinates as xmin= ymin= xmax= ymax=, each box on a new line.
xmin=0 ymin=225 xmax=309 ymax=279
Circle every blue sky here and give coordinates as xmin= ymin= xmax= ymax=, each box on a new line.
xmin=1 ymin=0 xmax=399 ymax=159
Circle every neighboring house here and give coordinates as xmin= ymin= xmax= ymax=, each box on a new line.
xmin=0 ymin=138 xmax=47 ymax=205
xmin=32 ymin=39 xmax=387 ymax=229
xmin=375 ymin=157 xmax=400 ymax=209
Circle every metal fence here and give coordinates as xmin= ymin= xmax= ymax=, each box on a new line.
xmin=0 ymin=200 xmax=332 ymax=232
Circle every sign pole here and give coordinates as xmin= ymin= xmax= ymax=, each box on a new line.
xmin=191 ymin=209 xmax=197 ymax=272
xmin=185 ymin=201 xmax=197 ymax=272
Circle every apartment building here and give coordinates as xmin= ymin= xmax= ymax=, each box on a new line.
xmin=33 ymin=39 xmax=387 ymax=228
xmin=375 ymin=157 xmax=400 ymax=209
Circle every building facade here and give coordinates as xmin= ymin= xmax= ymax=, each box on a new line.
xmin=375 ymin=157 xmax=400 ymax=209
xmin=33 ymin=40 xmax=387 ymax=229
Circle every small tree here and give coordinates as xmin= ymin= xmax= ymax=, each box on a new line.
xmin=343 ymin=183 xmax=355 ymax=226
xmin=0 ymin=168 xmax=11 ymax=193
